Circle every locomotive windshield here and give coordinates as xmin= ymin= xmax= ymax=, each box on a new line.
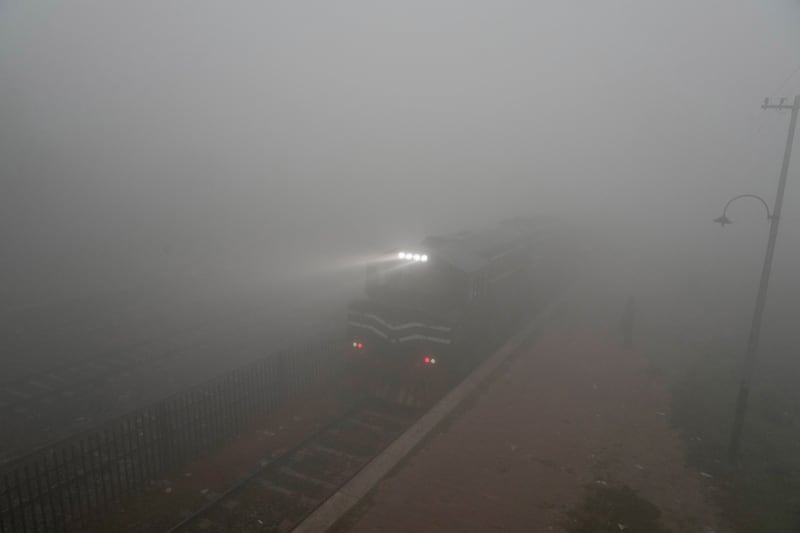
xmin=365 ymin=257 xmax=463 ymax=311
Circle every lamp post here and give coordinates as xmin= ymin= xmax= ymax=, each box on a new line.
xmin=718 ymin=95 xmax=799 ymax=465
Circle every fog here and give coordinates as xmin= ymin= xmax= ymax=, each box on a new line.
xmin=1 ymin=0 xmax=800 ymax=472
xmin=1 ymin=0 xmax=797 ymax=295
xmin=4 ymin=1 xmax=800 ymax=530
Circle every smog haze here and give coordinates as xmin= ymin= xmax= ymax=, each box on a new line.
xmin=2 ymin=2 xmax=798 ymax=298
xmin=2 ymin=2 xmax=800 ymax=530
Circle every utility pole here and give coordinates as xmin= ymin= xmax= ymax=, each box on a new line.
xmin=728 ymin=94 xmax=799 ymax=464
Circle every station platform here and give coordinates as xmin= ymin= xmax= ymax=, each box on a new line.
xmin=330 ymin=284 xmax=726 ymax=533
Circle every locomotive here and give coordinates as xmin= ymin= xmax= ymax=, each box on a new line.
xmin=345 ymin=217 xmax=569 ymax=407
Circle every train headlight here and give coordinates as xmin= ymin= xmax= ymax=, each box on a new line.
xmin=397 ymin=251 xmax=428 ymax=263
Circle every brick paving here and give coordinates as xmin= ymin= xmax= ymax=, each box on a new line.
xmin=336 ymin=290 xmax=728 ymax=533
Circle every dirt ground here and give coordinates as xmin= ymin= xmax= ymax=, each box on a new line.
xmin=336 ymin=315 xmax=728 ymax=532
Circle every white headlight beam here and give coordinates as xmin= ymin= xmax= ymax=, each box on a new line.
xmin=397 ymin=251 xmax=428 ymax=263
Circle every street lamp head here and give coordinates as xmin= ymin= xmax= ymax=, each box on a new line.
xmin=716 ymin=194 xmax=774 ymax=228
xmin=714 ymin=214 xmax=732 ymax=227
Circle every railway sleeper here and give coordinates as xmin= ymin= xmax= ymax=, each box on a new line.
xmin=308 ymin=442 xmax=367 ymax=461
xmin=343 ymin=415 xmax=391 ymax=435
xmin=266 ymin=469 xmax=332 ymax=500
xmin=358 ymin=408 xmax=412 ymax=428
xmin=287 ymin=449 xmax=358 ymax=480
xmin=278 ymin=465 xmax=338 ymax=491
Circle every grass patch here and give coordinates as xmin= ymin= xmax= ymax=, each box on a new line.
xmin=565 ymin=484 xmax=671 ymax=533
xmin=645 ymin=333 xmax=800 ymax=532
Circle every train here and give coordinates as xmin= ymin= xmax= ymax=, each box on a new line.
xmin=345 ymin=217 xmax=573 ymax=407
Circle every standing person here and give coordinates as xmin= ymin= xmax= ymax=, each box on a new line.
xmin=620 ymin=296 xmax=636 ymax=349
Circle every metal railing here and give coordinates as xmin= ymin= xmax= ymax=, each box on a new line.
xmin=0 ymin=334 xmax=342 ymax=532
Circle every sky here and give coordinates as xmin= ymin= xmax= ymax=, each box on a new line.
xmin=1 ymin=0 xmax=799 ymax=306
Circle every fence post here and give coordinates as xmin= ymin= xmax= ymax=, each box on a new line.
xmin=46 ymin=452 xmax=65 ymax=531
xmin=116 ymin=423 xmax=132 ymax=496
xmin=14 ymin=469 xmax=28 ymax=533
xmin=59 ymin=448 xmax=75 ymax=527
xmin=44 ymin=456 xmax=59 ymax=531
xmin=275 ymin=351 xmax=287 ymax=403
xmin=91 ymin=434 xmax=107 ymax=513
xmin=3 ymin=473 xmax=16 ymax=533
xmin=133 ymin=415 xmax=146 ymax=490
xmin=103 ymin=430 xmax=117 ymax=506
xmin=155 ymin=402 xmax=173 ymax=475
xmin=25 ymin=464 xmax=42 ymax=532
xmin=72 ymin=442 xmax=87 ymax=526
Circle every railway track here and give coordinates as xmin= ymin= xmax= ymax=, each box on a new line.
xmin=168 ymin=403 xmax=420 ymax=533
xmin=0 ymin=305 xmax=340 ymax=465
